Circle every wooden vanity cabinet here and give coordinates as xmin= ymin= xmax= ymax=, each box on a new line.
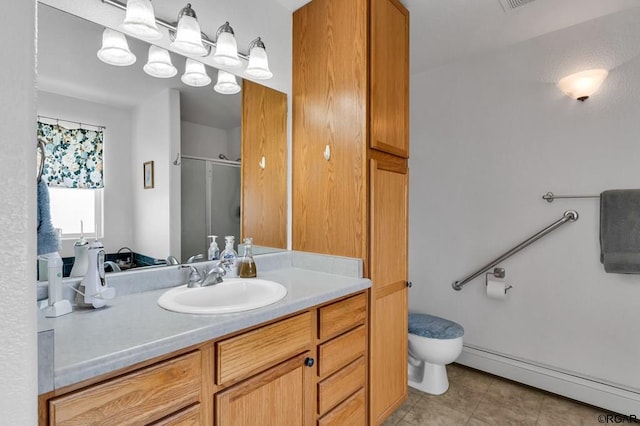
xmin=46 ymin=350 xmax=204 ymax=425
xmin=293 ymin=0 xmax=409 ymax=424
xmin=40 ymin=292 xmax=368 ymax=426
xmin=316 ymin=293 xmax=368 ymax=425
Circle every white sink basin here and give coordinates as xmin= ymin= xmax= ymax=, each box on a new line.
xmin=157 ymin=278 xmax=287 ymax=314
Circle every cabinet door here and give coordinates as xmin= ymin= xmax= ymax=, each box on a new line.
xmin=370 ymin=0 xmax=410 ymax=158
xmin=292 ymin=0 xmax=368 ymax=260
xmin=215 ymin=353 xmax=314 ymax=426
xmin=369 ymin=154 xmax=408 ymax=424
xmin=242 ymin=80 xmax=287 ymax=249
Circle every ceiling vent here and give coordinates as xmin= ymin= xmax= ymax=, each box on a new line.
xmin=499 ymin=0 xmax=537 ymax=12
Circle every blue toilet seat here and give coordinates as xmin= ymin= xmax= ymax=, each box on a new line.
xmin=408 ymin=313 xmax=464 ymax=340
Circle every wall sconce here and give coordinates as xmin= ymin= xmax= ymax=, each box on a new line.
xmin=169 ymin=3 xmax=209 ymax=57
xmin=97 ymin=28 xmax=136 ymax=66
xmin=121 ymin=0 xmax=161 ymax=40
xmin=557 ymin=69 xmax=608 ymax=101
xmin=212 ymin=22 xmax=242 ymax=69
xmin=245 ymin=37 xmax=273 ymax=80
xmin=143 ymin=46 xmax=177 ymax=78
xmin=214 ymin=70 xmax=241 ymax=94
xmin=181 ymin=58 xmax=211 ymax=87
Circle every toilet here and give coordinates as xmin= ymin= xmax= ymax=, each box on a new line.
xmin=408 ymin=313 xmax=464 ymax=395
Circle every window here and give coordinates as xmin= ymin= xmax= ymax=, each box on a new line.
xmin=37 ymin=120 xmax=105 ymax=239
xmin=48 ymin=188 xmax=103 ymax=239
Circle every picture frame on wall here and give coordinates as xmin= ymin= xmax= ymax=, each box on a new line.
xmin=143 ymin=161 xmax=154 ymax=189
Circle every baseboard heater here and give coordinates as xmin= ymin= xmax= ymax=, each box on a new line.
xmin=457 ymin=344 xmax=640 ymax=416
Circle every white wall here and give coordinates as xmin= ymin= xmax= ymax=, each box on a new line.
xmin=229 ymin=126 xmax=242 ymax=161
xmin=181 ymin=121 xmax=231 ymax=159
xmin=409 ymin=8 xmax=640 ymax=393
xmin=0 ymin=0 xmax=37 ymax=423
xmin=37 ymin=91 xmax=134 ymax=257
xmin=132 ymin=89 xmax=181 ymax=259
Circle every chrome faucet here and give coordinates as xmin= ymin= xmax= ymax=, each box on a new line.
xmin=182 ymin=261 xmax=226 ymax=288
xmin=186 ymin=254 xmax=204 ymax=263
xmin=166 ymin=256 xmax=180 ymax=265
xmin=104 ymin=261 xmax=121 ymax=272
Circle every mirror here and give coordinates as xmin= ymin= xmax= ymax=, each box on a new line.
xmin=36 ymin=4 xmax=286 ymax=279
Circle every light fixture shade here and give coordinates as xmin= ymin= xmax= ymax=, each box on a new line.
xmin=214 ymin=70 xmax=241 ymax=94
xmin=245 ymin=38 xmax=273 ymax=80
xmin=143 ymin=46 xmax=177 ymax=78
xmin=212 ymin=23 xmax=241 ymax=68
xmin=181 ymin=58 xmax=211 ymax=87
xmin=170 ymin=5 xmax=208 ymax=57
xmin=558 ymin=69 xmax=608 ymax=101
xmin=121 ymin=0 xmax=162 ymax=40
xmin=97 ymin=28 xmax=136 ymax=66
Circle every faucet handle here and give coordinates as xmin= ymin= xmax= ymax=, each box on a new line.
xmin=181 ymin=265 xmax=202 ymax=287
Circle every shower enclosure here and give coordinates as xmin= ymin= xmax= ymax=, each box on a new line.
xmin=181 ymin=157 xmax=241 ymax=262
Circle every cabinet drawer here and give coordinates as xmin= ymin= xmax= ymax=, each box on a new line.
xmin=318 ymin=293 xmax=366 ymax=340
xmin=151 ymin=404 xmax=200 ymax=425
xmin=217 ymin=312 xmax=312 ymax=385
xmin=318 ymin=325 xmax=366 ymax=377
xmin=49 ymin=351 xmax=201 ymax=426
xmin=318 ymin=357 xmax=365 ymax=415
xmin=317 ymin=388 xmax=366 ymax=426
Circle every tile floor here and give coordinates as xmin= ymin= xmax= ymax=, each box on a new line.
xmin=383 ymin=363 xmax=619 ymax=425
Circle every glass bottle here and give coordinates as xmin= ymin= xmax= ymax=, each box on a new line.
xmin=239 ymin=237 xmax=257 ymax=278
xmin=220 ymin=236 xmax=238 ymax=278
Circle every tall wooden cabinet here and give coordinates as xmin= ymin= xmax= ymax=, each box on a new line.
xmin=241 ymin=80 xmax=288 ymax=249
xmin=293 ymin=0 xmax=409 ymax=424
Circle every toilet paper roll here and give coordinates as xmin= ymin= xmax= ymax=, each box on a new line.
xmin=486 ymin=278 xmax=509 ymax=300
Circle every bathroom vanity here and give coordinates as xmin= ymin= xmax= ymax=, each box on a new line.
xmin=37 ymin=252 xmax=370 ymax=425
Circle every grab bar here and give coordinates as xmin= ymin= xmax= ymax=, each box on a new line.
xmin=452 ymin=210 xmax=579 ymax=291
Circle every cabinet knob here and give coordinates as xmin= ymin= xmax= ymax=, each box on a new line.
xmin=304 ymin=357 xmax=315 ymax=367
xmin=407 ymin=281 xmax=413 ymax=288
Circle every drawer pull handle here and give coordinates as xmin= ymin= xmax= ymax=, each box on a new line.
xmin=304 ymin=357 xmax=315 ymax=367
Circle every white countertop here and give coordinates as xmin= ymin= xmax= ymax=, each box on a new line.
xmin=38 ymin=251 xmax=370 ymax=392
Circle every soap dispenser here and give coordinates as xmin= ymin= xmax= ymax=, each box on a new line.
xmin=239 ymin=237 xmax=257 ymax=278
xmin=208 ymin=235 xmax=219 ymax=261
xmin=220 ymin=236 xmax=238 ymax=278
xmin=70 ymin=220 xmax=89 ymax=277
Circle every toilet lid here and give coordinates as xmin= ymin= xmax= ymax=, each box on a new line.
xmin=408 ymin=313 xmax=464 ymax=339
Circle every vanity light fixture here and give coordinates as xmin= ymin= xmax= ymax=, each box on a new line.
xmin=121 ymin=0 xmax=162 ymax=40
xmin=181 ymin=58 xmax=211 ymax=87
xmin=214 ymin=70 xmax=241 ymax=94
xmin=211 ymin=22 xmax=242 ymax=69
xmin=557 ymin=69 xmax=608 ymax=101
xmin=169 ymin=3 xmax=209 ymax=57
xmin=245 ymin=37 xmax=273 ymax=80
xmin=143 ymin=46 xmax=177 ymax=78
xmin=97 ymin=28 xmax=136 ymax=66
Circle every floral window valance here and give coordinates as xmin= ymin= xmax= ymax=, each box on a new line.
xmin=37 ymin=121 xmax=104 ymax=189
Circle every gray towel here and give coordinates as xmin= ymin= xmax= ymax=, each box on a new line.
xmin=37 ymin=179 xmax=59 ymax=255
xmin=600 ymin=189 xmax=640 ymax=273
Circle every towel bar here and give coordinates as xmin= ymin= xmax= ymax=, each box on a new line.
xmin=542 ymin=192 xmax=600 ymax=203
xmin=452 ymin=210 xmax=579 ymax=291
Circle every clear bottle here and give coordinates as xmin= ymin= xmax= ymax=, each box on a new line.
xmin=220 ymin=236 xmax=238 ymax=278
xmin=207 ymin=235 xmax=219 ymax=261
xmin=239 ymin=237 xmax=257 ymax=278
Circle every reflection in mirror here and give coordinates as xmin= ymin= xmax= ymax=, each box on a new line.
xmin=36 ymin=5 xmax=285 ymax=279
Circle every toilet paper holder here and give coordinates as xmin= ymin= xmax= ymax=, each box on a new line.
xmin=485 ymin=268 xmax=512 ymax=292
